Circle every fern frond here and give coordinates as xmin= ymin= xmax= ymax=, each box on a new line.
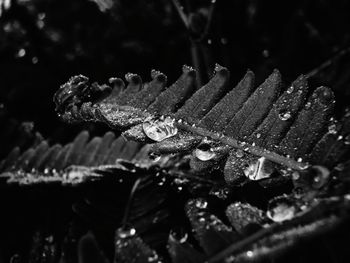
xmin=53 ymin=64 xmax=342 ymax=186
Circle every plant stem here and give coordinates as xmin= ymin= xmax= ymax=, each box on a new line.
xmin=176 ymin=122 xmax=310 ymax=171
xmin=122 ymin=177 xmax=142 ymax=227
xmin=171 ymin=0 xmax=189 ymax=28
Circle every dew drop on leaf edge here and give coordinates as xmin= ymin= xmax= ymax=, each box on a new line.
xmin=142 ymin=117 xmax=178 ymax=142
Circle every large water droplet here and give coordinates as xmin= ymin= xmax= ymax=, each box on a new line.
xmin=278 ymin=110 xmax=291 ymax=121
xmin=244 ymin=157 xmax=274 ymax=181
xmin=267 ymin=196 xmax=296 ymax=222
xmin=143 ymin=117 xmax=178 ymax=142
xmin=195 ymin=143 xmax=216 ymax=161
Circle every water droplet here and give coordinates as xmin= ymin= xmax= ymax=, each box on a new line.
xmin=345 ymin=108 xmax=350 ymax=117
xmin=37 ymin=20 xmax=45 ymax=29
xmin=328 ymin=124 xmax=337 ymax=134
xmin=220 ymin=38 xmax=228 ymax=45
xmin=225 ymin=256 xmax=236 ymax=263
xmin=147 ymin=253 xmax=159 ymax=262
xmin=278 ymin=110 xmax=291 ymax=121
xmin=32 ymin=57 xmax=38 ymax=64
xmin=45 ymin=235 xmax=54 ymax=243
xmin=267 ymin=196 xmax=296 ymax=222
xmin=158 ymin=177 xmax=166 ymax=186
xmin=297 ymin=157 xmax=303 ymax=162
xmin=292 ymin=171 xmax=300 ymax=180
xmin=305 ymin=101 xmax=312 ymax=109
xmin=17 ymin=48 xmax=26 ymax=58
xmin=344 ymin=135 xmax=350 ymax=145
xmin=207 ymin=39 xmax=212 ymax=44
xmin=246 ymin=251 xmax=254 ymax=257
xmin=262 ymin=49 xmax=269 ymax=58
xmin=143 ymin=117 xmax=178 ymax=142
xmin=287 ymin=85 xmax=294 ymax=94
xmin=239 ymin=141 xmax=247 ymax=146
xmin=195 ymin=143 xmax=216 ymax=161
xmin=38 ymin=13 xmax=46 ymax=20
xmin=244 ymin=157 xmax=274 ymax=181
xmin=170 ymin=229 xmax=188 ymax=244
xmin=199 ymin=217 xmax=205 ymax=223
xmin=310 ymin=165 xmax=330 ymax=189
xmin=116 ymin=227 xmax=136 ymax=238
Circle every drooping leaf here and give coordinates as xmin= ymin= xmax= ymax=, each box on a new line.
xmin=0 ymin=130 xmax=148 ymax=185
xmin=167 ymin=230 xmax=205 ymax=263
xmin=77 ymin=232 xmax=109 ymax=263
xmin=114 ymin=227 xmax=162 ymax=263
xmin=185 ymin=198 xmax=241 ymax=256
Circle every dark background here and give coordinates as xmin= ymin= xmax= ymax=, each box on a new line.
xmin=1 ymin=0 xmax=350 ymax=146
xmin=1 ymin=1 xmax=350 ymax=262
